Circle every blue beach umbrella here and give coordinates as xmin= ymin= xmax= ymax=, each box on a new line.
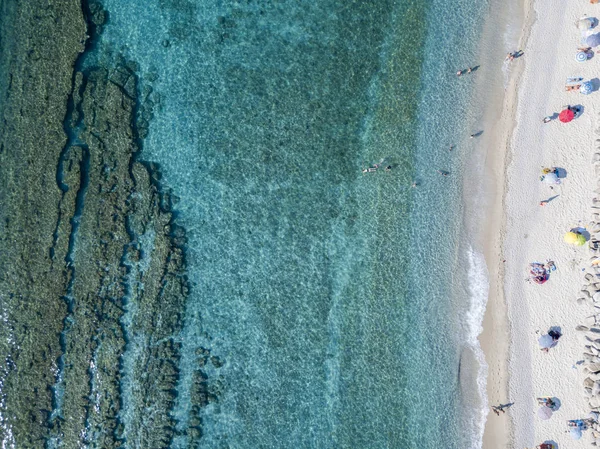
xmin=586 ymin=33 xmax=600 ymax=47
xmin=576 ymin=51 xmax=589 ymax=62
xmin=581 ymin=81 xmax=594 ymax=95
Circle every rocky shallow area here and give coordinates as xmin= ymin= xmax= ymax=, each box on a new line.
xmin=575 ymin=150 xmax=600 ymax=446
xmin=0 ymin=1 xmax=220 ymax=447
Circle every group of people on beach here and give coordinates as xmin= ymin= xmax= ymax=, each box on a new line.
xmin=491 ymin=403 xmax=511 ymax=416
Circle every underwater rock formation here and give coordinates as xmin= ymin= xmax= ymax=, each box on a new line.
xmin=0 ymin=1 xmax=217 ymax=447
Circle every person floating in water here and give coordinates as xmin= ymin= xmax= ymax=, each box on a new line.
xmin=411 ymin=181 xmax=418 ymax=188
xmin=456 ymin=70 xmax=463 ymax=76
xmin=449 ymin=145 xmax=454 ymax=151
xmin=437 ymin=170 xmax=449 ymax=177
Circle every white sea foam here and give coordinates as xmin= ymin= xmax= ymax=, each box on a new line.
xmin=463 ymin=247 xmax=490 ymax=449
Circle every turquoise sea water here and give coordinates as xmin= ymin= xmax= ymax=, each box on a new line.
xmin=88 ymin=0 xmax=493 ymax=447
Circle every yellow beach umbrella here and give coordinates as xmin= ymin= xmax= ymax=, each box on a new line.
xmin=564 ymin=231 xmax=586 ymax=246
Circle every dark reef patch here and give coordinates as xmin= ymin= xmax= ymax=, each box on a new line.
xmin=0 ymin=1 xmax=213 ymax=447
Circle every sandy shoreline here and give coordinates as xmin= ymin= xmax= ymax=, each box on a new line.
xmin=480 ymin=0 xmax=600 ymax=446
xmin=479 ymin=0 xmax=535 ymax=447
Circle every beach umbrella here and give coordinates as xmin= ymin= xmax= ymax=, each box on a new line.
xmin=564 ymin=231 xmax=586 ymax=246
xmin=559 ymin=109 xmax=575 ymax=123
xmin=586 ymin=33 xmax=600 ymax=47
xmin=570 ymin=427 xmax=583 ymax=440
xmin=576 ymin=51 xmax=589 ymax=62
xmin=578 ymin=17 xmax=596 ymax=30
xmin=538 ymin=334 xmax=555 ymax=349
xmin=581 ymin=81 xmax=594 ymax=94
xmin=543 ymin=172 xmax=559 ymax=184
xmin=538 ymin=406 xmax=553 ymax=420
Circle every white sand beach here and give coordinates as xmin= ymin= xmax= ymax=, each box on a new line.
xmin=481 ymin=0 xmax=600 ymax=447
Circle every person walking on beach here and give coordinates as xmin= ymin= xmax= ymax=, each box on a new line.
xmin=491 ymin=405 xmax=505 ymax=416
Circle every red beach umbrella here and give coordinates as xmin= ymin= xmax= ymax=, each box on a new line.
xmin=559 ymin=109 xmax=575 ymax=123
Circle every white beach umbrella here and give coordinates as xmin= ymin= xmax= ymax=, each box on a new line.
xmin=542 ymin=172 xmax=560 ymax=184
xmin=570 ymin=427 xmax=583 ymax=440
xmin=538 ymin=406 xmax=553 ymax=420
xmin=538 ymin=334 xmax=555 ymax=349
xmin=577 ymin=17 xmax=596 ymax=31
xmin=576 ymin=51 xmax=589 ymax=63
xmin=581 ymin=81 xmax=594 ymax=95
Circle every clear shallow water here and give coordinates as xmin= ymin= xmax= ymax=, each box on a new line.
xmin=89 ymin=0 xmax=491 ymax=447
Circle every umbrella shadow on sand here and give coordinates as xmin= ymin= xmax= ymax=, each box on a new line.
xmin=590 ymin=78 xmax=600 ymax=92
xmin=571 ymin=227 xmax=590 ymax=240
xmin=548 ymin=397 xmax=562 ymax=411
xmin=555 ymin=168 xmax=567 ymax=179
xmin=549 ymin=325 xmax=562 ymax=336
